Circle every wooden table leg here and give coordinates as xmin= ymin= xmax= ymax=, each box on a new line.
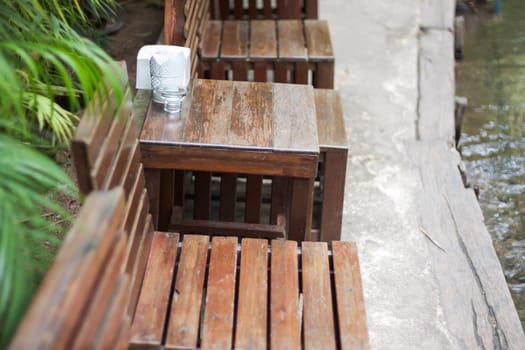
xmin=144 ymin=168 xmax=160 ymax=229
xmin=320 ymin=149 xmax=347 ymax=242
xmin=159 ymin=169 xmax=174 ymax=230
xmin=288 ymin=177 xmax=315 ymax=241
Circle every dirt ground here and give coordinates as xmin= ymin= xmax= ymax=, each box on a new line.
xmin=107 ymin=0 xmax=165 ymax=88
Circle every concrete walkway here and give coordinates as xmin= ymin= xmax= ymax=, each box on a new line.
xmin=321 ymin=0 xmax=525 ymax=348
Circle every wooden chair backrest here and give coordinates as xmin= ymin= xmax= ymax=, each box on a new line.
xmin=10 ymin=189 xmax=132 ymax=349
xmin=71 ymin=62 xmax=154 ymax=318
xmin=210 ymin=0 xmax=318 ymax=19
xmin=164 ymin=0 xmax=210 ymax=78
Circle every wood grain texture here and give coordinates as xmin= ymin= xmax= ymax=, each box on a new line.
xmin=332 ymin=242 xmax=370 ymax=350
xmin=235 ymin=239 xmax=269 ymax=350
xmin=219 ymin=173 xmax=238 ymax=221
xmin=277 ymin=0 xmax=301 ymax=19
xmin=201 ymin=237 xmax=238 ymax=349
xmin=221 ymin=20 xmax=248 ymax=59
xmin=201 ymin=20 xmax=222 ymax=59
xmin=166 ymin=235 xmax=210 ymax=349
xmin=319 ymin=150 xmax=346 ymax=242
xmin=302 ymin=241 xmax=337 ymax=349
xmin=304 ymin=20 xmax=334 ymax=60
xmin=278 ymin=20 xmax=307 ymax=60
xmin=130 ymin=232 xmax=179 ymax=350
xmin=169 ymin=218 xmax=285 ymax=239
xmin=314 ymin=89 xmax=346 ymax=149
xmin=10 ymin=189 xmax=126 ymax=350
xmin=250 ymin=20 xmax=277 ymax=59
xmin=270 ymin=240 xmax=301 ymax=350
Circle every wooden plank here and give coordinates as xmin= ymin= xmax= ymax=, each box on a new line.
xmin=254 ymin=62 xmax=269 ymax=82
xmin=234 ymin=0 xmax=243 ymax=19
xmin=121 ymin=142 xmax=142 ymax=196
xmin=249 ymin=20 xmax=277 ymax=59
xmin=184 ymin=79 xmax=234 ymax=145
xmin=332 ymin=241 xmax=370 ymax=350
xmin=319 ymin=150 xmax=346 ymax=241
xmin=124 ymin=190 xmax=149 ymax=275
xmin=304 ymin=20 xmax=334 ymax=61
xmin=270 ymin=176 xmax=289 ymax=224
xmin=277 ymin=0 xmax=301 ymax=19
xmin=144 ymin=168 xmax=160 ymax=228
xmin=314 ymin=89 xmax=347 ymax=149
xmin=262 ymin=0 xmax=272 ymax=19
xmin=230 ymin=81 xmax=273 ymax=147
xmin=164 ymin=0 xmax=185 ymax=45
xmin=235 ymin=239 xmax=268 ymax=350
xmin=232 ymin=61 xmax=248 ymax=81
xmin=10 ymin=189 xmax=126 ymax=350
xmin=220 ymin=173 xmax=238 ymax=221
xmin=277 ymin=20 xmax=307 ymax=60
xmin=93 ymin=273 xmax=131 ymax=350
xmin=314 ymin=62 xmax=335 ymax=88
xmin=248 ymin=0 xmax=257 ymax=18
xmin=201 ymin=237 xmax=238 ymax=349
xmin=141 ymin=143 xmax=319 ymax=178
xmin=288 ymin=177 xmax=314 ymax=241
xmin=245 ymin=174 xmax=263 ymax=223
xmin=220 ymin=20 xmax=248 ymax=59
xmin=194 ymin=171 xmax=212 ymax=219
xmin=123 ymin=165 xmax=146 ymax=234
xmin=159 ymin=169 xmax=174 ymax=230
xmin=73 ymin=231 xmax=127 ymax=349
xmin=201 ymin=20 xmax=223 ymax=59
xmin=271 ymin=83 xmax=318 ymax=153
xmin=130 ymin=232 xmax=180 ymax=349
xmin=270 ymin=240 xmax=301 ymax=349
xmin=166 ymin=235 xmax=210 ymax=349
xmin=302 ymin=241 xmax=337 ymax=349
xmin=169 ymin=218 xmax=285 ymax=239
xmin=305 ymin=0 xmax=318 ymax=19
xmin=294 ymin=61 xmax=309 ymax=85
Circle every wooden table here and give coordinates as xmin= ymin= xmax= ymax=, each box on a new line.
xmin=139 ymin=79 xmax=319 ymax=241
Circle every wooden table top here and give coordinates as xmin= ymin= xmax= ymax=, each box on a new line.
xmin=139 ymin=79 xmax=319 ymax=178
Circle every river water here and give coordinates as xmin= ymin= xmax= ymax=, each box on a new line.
xmin=455 ymin=1 xmax=525 ymax=328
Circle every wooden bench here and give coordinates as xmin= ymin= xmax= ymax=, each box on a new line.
xmin=165 ymin=0 xmax=334 ymax=88
xmin=10 ymin=63 xmax=369 ymax=349
xmin=11 ymin=188 xmax=369 ymax=349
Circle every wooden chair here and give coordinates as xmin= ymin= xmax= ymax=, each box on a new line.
xmin=165 ymin=0 xmax=334 ymax=89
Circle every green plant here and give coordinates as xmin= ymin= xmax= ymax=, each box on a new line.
xmin=0 ymin=0 xmax=123 ymax=346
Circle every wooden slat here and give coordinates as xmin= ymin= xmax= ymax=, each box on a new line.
xmin=319 ymin=150 xmax=346 ymax=241
xmin=314 ymin=89 xmax=346 ymax=148
xmin=245 ymin=174 xmax=263 ymax=223
xmin=166 ymin=235 xmax=210 ymax=349
xmin=277 ymin=0 xmax=301 ymax=19
xmin=254 ymin=62 xmax=269 ymax=82
xmin=271 ymin=83 xmax=318 ymax=154
xmin=123 ymin=164 xmax=146 ymax=234
xmin=10 ymin=189 xmax=126 ymax=350
xmin=277 ymin=20 xmax=307 ymax=60
xmin=220 ymin=173 xmax=238 ymax=221
xmin=270 ymin=176 xmax=289 ymax=224
xmin=234 ymin=0 xmax=243 ymax=19
xmin=249 ymin=20 xmax=277 ymax=59
xmin=262 ymin=0 xmax=272 ymax=18
xmin=144 ymin=168 xmax=160 ymax=228
xmin=128 ymin=215 xmax=155 ymax=319
xmin=169 ymin=218 xmax=285 ymax=238
xmin=201 ymin=20 xmax=223 ymax=59
xmin=194 ymin=171 xmax=212 ymax=219
xmin=220 ymin=20 xmax=249 ymax=59
xmin=93 ymin=274 xmax=131 ymax=350
xmin=104 ymin=114 xmax=139 ymax=190
xmin=159 ymin=169 xmax=174 ymax=230
xmin=91 ymin=91 xmax=131 ymax=189
xmin=270 ymin=240 xmax=301 ymax=349
xmin=235 ymin=239 xmax=268 ymax=350
xmin=121 ymin=142 xmax=142 ymax=196
xmin=304 ymin=20 xmax=334 ymax=61
xmin=130 ymin=232 xmax=180 ymax=349
xmin=305 ymin=0 xmax=318 ymax=19
xmin=201 ymin=237 xmax=238 ymax=349
xmin=73 ymin=231 xmax=127 ymax=349
xmin=332 ymin=242 xmax=370 ymax=350
xmin=302 ymin=241 xmax=337 ymax=349
xmin=124 ymin=190 xmax=149 ymax=275
xmin=230 ymin=81 xmax=273 ymax=147
xmin=164 ymin=0 xmax=184 ymax=45
xmin=248 ymin=0 xmax=257 ymax=18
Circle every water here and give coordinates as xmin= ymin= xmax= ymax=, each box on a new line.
xmin=456 ymin=2 xmax=525 ymax=328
